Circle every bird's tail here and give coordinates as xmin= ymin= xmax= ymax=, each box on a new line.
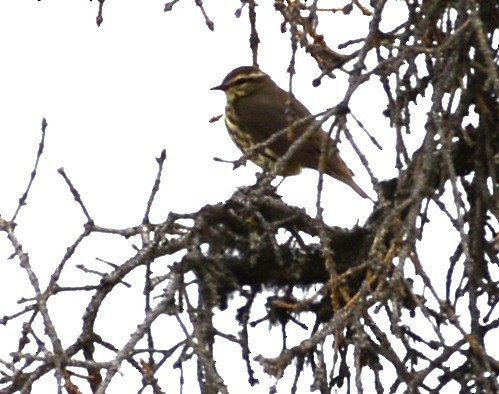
xmin=322 ymin=153 xmax=371 ymax=200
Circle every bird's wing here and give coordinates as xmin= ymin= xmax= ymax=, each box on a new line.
xmin=233 ymin=87 xmax=314 ymax=155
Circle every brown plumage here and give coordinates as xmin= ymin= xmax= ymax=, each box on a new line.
xmin=211 ymin=66 xmax=370 ymax=199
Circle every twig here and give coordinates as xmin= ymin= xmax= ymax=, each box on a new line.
xmin=12 ymin=118 xmax=48 ymax=222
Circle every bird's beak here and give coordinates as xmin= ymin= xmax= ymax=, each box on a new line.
xmin=211 ymin=84 xmax=225 ymax=91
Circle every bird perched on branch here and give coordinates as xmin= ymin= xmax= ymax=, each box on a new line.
xmin=211 ymin=66 xmax=370 ymax=199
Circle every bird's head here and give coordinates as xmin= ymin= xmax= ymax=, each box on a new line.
xmin=211 ymin=66 xmax=270 ymax=101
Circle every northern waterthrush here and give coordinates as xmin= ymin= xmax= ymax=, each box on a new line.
xmin=211 ymin=66 xmax=369 ymax=199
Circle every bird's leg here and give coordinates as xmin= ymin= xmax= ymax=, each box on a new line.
xmin=254 ymin=170 xmax=267 ymax=182
xmin=275 ymin=176 xmax=287 ymax=188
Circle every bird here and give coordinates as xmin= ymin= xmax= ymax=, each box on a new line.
xmin=211 ymin=65 xmax=370 ymax=199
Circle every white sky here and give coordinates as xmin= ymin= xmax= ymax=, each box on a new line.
xmin=0 ymin=1 xmax=482 ymax=393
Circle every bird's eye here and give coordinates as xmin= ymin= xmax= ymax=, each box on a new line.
xmin=232 ymin=77 xmax=252 ymax=86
